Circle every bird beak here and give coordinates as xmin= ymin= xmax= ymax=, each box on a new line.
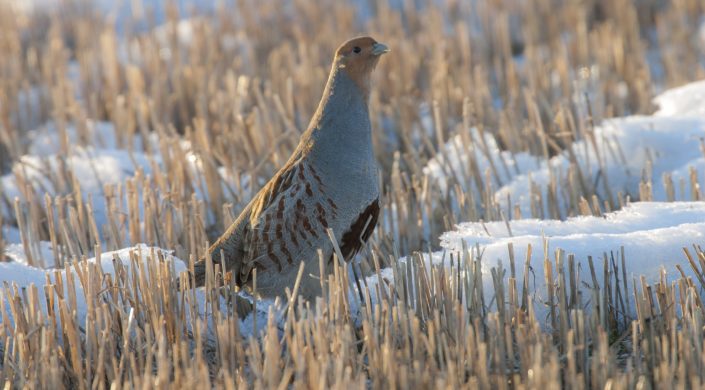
xmin=371 ymin=42 xmax=390 ymax=56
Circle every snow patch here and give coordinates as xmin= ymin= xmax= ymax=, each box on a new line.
xmin=495 ymin=115 xmax=705 ymax=216
xmin=25 ymin=120 xmax=121 ymax=155
xmin=368 ymin=202 xmax=705 ymax=328
xmin=654 ymin=79 xmax=705 ymax=117
xmin=0 ymin=244 xmax=278 ymax=339
xmin=1 ymin=143 xmax=155 ymax=229
xmin=4 ymin=241 xmax=54 ymax=268
xmin=425 ymin=79 xmax=705 ymax=218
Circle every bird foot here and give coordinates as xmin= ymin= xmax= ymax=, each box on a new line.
xmin=235 ymin=294 xmax=254 ymax=318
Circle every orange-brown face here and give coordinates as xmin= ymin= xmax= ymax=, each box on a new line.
xmin=334 ymin=36 xmax=390 ymax=95
xmin=336 ymin=36 xmax=389 ymax=59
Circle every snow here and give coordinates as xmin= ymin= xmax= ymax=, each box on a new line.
xmin=653 ymin=79 xmax=705 ymax=117
xmin=441 ymin=202 xmax=705 ymax=288
xmin=0 ymin=244 xmax=279 ymax=339
xmin=11 ymin=0 xmax=219 ymax=32
xmin=24 ymin=120 xmax=123 ymax=155
xmin=119 ymin=16 xmax=256 ymax=70
xmin=4 ymin=241 xmax=54 ymax=267
xmin=403 ymin=79 xmax=705 ymax=325
xmin=3 ymin=77 xmax=705 ymax=335
xmin=3 ymin=148 xmax=152 ymax=202
xmin=370 ymin=202 xmax=705 ymax=327
xmin=1 ymin=123 xmax=156 ymax=230
xmin=412 ymin=79 xmax=705 ymax=325
xmin=0 ymin=245 xmax=184 ymax=320
xmin=13 ymin=86 xmax=46 ymax=131
xmin=2 ymin=226 xmax=21 ymax=244
xmin=0 ymin=119 xmax=241 ymax=239
xmin=425 ymin=79 xmax=705 ymax=219
xmin=424 ymin=127 xmax=538 ymax=194
xmin=497 ymin=115 xmax=705 ymax=216
xmin=0 ymin=76 xmax=705 ymax=337
xmin=152 ymin=18 xmax=197 ymax=48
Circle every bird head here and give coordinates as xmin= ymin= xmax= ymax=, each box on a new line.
xmin=334 ymin=36 xmax=390 ymax=97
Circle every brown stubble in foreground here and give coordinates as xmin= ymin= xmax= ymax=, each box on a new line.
xmin=3 ymin=243 xmax=705 ymax=387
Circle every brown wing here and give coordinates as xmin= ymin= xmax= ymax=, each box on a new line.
xmin=338 ymin=198 xmax=380 ymax=262
xmin=190 ymin=159 xmax=301 ymax=288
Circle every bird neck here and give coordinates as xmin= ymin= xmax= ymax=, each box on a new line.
xmin=317 ymin=63 xmax=371 ymax=118
xmin=302 ymin=66 xmax=374 ymax=168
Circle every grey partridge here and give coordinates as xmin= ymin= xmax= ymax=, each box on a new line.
xmin=189 ymin=36 xmax=389 ymax=302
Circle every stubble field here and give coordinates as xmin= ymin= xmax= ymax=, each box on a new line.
xmin=1 ymin=0 xmax=705 ymax=388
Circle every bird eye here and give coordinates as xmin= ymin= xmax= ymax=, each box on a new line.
xmin=353 ymin=46 xmax=361 ymax=54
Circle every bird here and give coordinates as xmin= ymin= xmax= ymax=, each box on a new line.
xmin=186 ymin=36 xmax=389 ymax=305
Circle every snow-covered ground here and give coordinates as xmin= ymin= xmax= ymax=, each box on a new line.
xmin=441 ymin=202 xmax=705 ymax=304
xmin=0 ymin=118 xmax=244 ymax=248
xmin=0 ymin=245 xmax=278 ymax=339
xmin=3 ymin=201 xmax=703 ymax=333
xmin=425 ymin=80 xmax=705 ymax=219
xmin=349 ymin=201 xmax=704 ymax=328
xmin=409 ymin=79 xmax=705 ymax=325
xmin=0 ymin=121 xmax=158 ymax=242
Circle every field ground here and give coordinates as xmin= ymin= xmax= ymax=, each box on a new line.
xmin=2 ymin=0 xmax=705 ymax=388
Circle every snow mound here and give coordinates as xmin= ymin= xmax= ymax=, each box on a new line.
xmin=423 ymin=128 xmax=538 ymax=194
xmin=363 ymin=202 xmax=705 ymax=328
xmin=0 ymin=245 xmax=184 ymax=317
xmin=654 ymin=79 xmax=705 ymax=117
xmin=495 ymin=115 xmax=705 ymax=216
xmin=0 ymin=245 xmax=277 ymax=339
xmin=1 ymin=133 xmax=155 ymax=229
xmin=442 ymin=202 xmax=705 ymax=280
xmin=425 ymin=79 xmax=705 ymax=218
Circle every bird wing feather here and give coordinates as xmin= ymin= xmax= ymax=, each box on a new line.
xmin=193 ymin=157 xmax=302 ymax=287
